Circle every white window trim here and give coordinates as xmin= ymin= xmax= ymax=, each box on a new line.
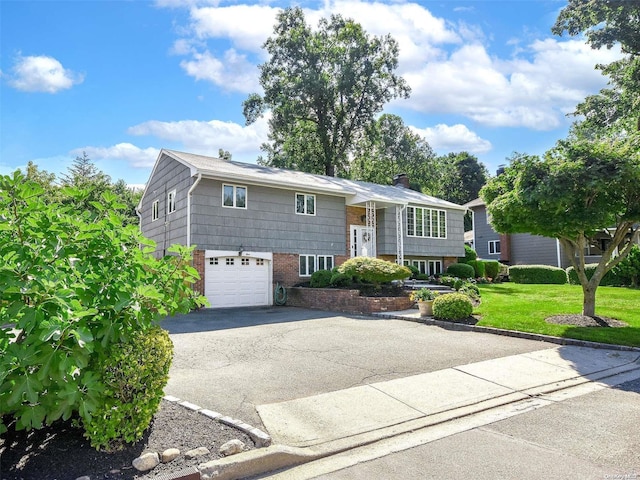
xmin=152 ymin=199 xmax=159 ymax=221
xmin=428 ymin=260 xmax=443 ymax=276
xmin=167 ymin=190 xmax=176 ymax=214
xmin=406 ymin=206 xmax=447 ymax=239
xmin=295 ymin=193 xmax=316 ymax=216
xmin=222 ymin=184 xmax=248 ymax=209
xmin=299 ymin=254 xmax=316 ymax=277
xmin=317 ymin=255 xmax=334 ymax=271
xmin=488 ymin=240 xmax=501 ymax=255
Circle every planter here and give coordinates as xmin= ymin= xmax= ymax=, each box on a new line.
xmin=417 ymin=300 xmax=433 ymax=317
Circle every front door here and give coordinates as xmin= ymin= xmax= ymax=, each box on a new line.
xmin=351 ymin=225 xmax=374 ymax=257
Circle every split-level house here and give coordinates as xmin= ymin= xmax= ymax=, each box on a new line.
xmin=465 ymin=198 xmax=631 ymax=268
xmin=138 ymin=149 xmax=466 ymax=308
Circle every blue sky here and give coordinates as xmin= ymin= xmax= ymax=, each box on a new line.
xmin=0 ymin=0 xmax=621 ymax=187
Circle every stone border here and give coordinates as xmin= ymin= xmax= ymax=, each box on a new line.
xmin=375 ymin=312 xmax=640 ymax=352
xmin=163 ymin=395 xmax=272 ymax=448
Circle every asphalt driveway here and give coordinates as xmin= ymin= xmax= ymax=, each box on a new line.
xmin=160 ymin=306 xmax=549 ymax=430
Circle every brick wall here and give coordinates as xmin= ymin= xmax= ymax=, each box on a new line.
xmin=443 ymin=256 xmax=458 ymax=270
xmin=273 ymin=253 xmax=302 ymax=287
xmin=193 ymin=249 xmax=205 ymax=296
xmin=286 ymin=287 xmax=414 ymax=314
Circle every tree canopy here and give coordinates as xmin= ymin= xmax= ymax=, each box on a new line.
xmin=481 ymin=134 xmax=640 ymax=316
xmin=244 ymin=7 xmax=410 ymax=177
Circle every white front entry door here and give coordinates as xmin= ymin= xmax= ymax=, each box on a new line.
xmin=351 ymin=225 xmax=374 ymax=257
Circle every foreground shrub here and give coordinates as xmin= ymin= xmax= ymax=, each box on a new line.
xmin=458 ymin=245 xmax=477 ymax=263
xmin=509 ymin=265 xmax=567 ymax=284
xmin=81 ymin=327 xmax=173 ymax=451
xmin=407 ymin=265 xmax=420 ymax=278
xmin=613 ymin=245 xmax=640 ymax=287
xmin=445 ymin=263 xmax=475 ymax=279
xmin=0 ymin=171 xmax=207 ymax=440
xmin=566 ymin=264 xmax=625 ymax=287
xmin=466 ymin=260 xmax=485 ymax=278
xmin=330 ymin=272 xmax=352 ymax=287
xmin=310 ymin=269 xmax=333 ymax=288
xmin=337 ymin=257 xmax=411 ymax=285
xmin=483 ymin=260 xmax=500 ymax=280
xmin=459 ymin=283 xmax=481 ymax=302
xmin=433 ymin=293 xmax=473 ymax=320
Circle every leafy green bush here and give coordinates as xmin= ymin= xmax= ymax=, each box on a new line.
xmin=0 ymin=171 xmax=206 ymax=440
xmin=509 ymin=265 xmax=567 ymax=284
xmin=438 ymin=275 xmax=456 ymax=288
xmin=330 ymin=272 xmax=352 ymax=287
xmin=310 ymin=269 xmax=333 ymax=288
xmin=483 ymin=260 xmax=500 ymax=280
xmin=459 ymin=283 xmax=481 ymax=302
xmin=466 ymin=260 xmax=485 ymax=278
xmin=433 ymin=293 xmax=473 ymax=320
xmin=458 ymin=245 xmax=477 ymax=263
xmin=445 ymin=263 xmax=475 ymax=279
xmin=416 ymin=273 xmax=431 ymax=280
xmin=407 ymin=265 xmax=420 ymax=278
xmin=81 ymin=327 xmax=173 ymax=451
xmin=566 ymin=264 xmax=625 ymax=287
xmin=337 ymin=257 xmax=411 ymax=285
xmin=614 ymin=245 xmax=640 ymax=287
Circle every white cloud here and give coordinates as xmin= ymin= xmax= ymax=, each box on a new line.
xmin=179 ymin=48 xmax=260 ymax=93
xmin=72 ymin=144 xmax=160 ymax=168
xmin=8 ymin=55 xmax=83 ymax=93
xmin=411 ymin=124 xmax=492 ymax=154
xmin=127 ymin=116 xmax=269 ymax=159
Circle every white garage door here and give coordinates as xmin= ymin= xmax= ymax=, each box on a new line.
xmin=205 ymin=255 xmax=271 ymax=308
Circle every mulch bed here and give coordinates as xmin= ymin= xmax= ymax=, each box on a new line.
xmin=1 ymin=400 xmax=255 ymax=480
xmin=545 ymin=314 xmax=628 ymax=328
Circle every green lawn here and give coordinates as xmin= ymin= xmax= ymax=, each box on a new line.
xmin=475 ymin=283 xmax=640 ymax=347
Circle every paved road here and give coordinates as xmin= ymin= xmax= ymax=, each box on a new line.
xmin=161 ymin=306 xmax=547 ymax=429
xmin=298 ymin=377 xmax=640 ymax=480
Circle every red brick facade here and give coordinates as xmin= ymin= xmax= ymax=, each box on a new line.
xmin=286 ymin=287 xmax=414 ymax=314
xmin=193 ymin=249 xmax=205 ymax=296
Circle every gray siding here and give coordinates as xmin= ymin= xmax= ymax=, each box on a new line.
xmin=140 ymin=154 xmax=192 ymax=255
xmin=377 ymin=206 xmax=465 ymax=258
xmin=472 ymin=206 xmax=501 ymax=260
xmin=191 ymin=179 xmax=346 ymax=255
xmin=510 ymin=234 xmax=560 ymax=267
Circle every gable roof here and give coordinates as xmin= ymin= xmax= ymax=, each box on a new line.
xmin=463 ymin=197 xmax=485 ymax=208
xmin=143 ymin=149 xmax=466 ymax=211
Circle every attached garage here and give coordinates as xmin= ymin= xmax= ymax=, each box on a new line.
xmin=204 ymin=251 xmax=272 ymax=308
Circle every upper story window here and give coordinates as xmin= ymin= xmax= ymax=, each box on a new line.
xmin=167 ymin=190 xmax=176 ymax=214
xmin=488 ymin=240 xmax=501 ymax=255
xmin=223 ymin=184 xmax=247 ymax=209
xmin=406 ymin=207 xmax=446 ymax=239
xmin=296 ymin=193 xmax=315 ymax=215
xmin=152 ymin=200 xmax=159 ymax=221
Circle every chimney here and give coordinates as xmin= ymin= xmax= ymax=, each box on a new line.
xmin=496 ymin=164 xmax=506 ymax=176
xmin=392 ymin=173 xmax=410 ymax=188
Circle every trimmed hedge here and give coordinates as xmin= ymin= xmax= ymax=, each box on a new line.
xmin=466 ymin=260 xmax=485 ymax=278
xmin=330 ymin=272 xmax=352 ymax=287
xmin=483 ymin=260 xmax=500 ymax=280
xmin=509 ymin=265 xmax=567 ymax=284
xmin=445 ymin=262 xmax=475 ymax=279
xmin=458 ymin=245 xmax=478 ymax=263
xmin=310 ymin=269 xmax=333 ymax=288
xmin=433 ymin=293 xmax=473 ymax=320
xmin=566 ymin=264 xmax=624 ymax=287
xmin=338 ymin=257 xmax=411 ymax=284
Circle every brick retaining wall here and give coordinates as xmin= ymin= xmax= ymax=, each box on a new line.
xmin=286 ymin=287 xmax=414 ymax=314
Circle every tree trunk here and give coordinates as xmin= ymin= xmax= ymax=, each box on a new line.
xmin=582 ymin=283 xmax=597 ymax=317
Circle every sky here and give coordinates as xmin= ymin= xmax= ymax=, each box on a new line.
xmin=0 ymin=0 xmax=622 ymax=187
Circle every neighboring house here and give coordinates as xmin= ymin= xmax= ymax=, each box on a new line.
xmin=139 ymin=149 xmax=466 ymax=308
xmin=464 ymin=198 xmax=634 ymax=268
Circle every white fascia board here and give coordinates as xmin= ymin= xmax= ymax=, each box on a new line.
xmin=204 ymin=250 xmax=273 ymax=261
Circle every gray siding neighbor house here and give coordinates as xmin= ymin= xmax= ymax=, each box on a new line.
xmin=464 ymin=198 xmax=624 ymax=268
xmin=139 ymin=149 xmax=466 ymax=308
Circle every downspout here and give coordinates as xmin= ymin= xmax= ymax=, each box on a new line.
xmin=556 ymin=238 xmax=562 ymax=268
xmin=186 ymin=174 xmax=202 ymax=247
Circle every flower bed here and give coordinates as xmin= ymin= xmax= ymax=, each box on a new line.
xmin=286 ymin=287 xmax=414 ymax=314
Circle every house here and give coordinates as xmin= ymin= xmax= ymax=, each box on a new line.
xmin=138 ymin=149 xmax=466 ymax=308
xmin=464 ymin=198 xmax=629 ymax=268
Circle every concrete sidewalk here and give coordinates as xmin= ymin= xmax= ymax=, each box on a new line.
xmin=256 ymin=346 xmax=640 ymax=449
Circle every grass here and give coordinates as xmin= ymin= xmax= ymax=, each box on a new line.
xmin=475 ymin=283 xmax=640 ymax=347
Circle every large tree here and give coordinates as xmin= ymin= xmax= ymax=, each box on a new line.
xmin=244 ymin=7 xmax=410 ymax=177
xmin=433 ymin=152 xmax=488 ymax=205
xmin=351 ymin=114 xmax=436 ymax=188
xmin=552 ymin=0 xmax=640 ymax=132
xmin=481 ymin=134 xmax=640 ymax=317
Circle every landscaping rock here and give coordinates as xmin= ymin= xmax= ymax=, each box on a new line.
xmin=161 ymin=448 xmax=181 ymax=463
xmin=75 ymin=476 xmax=91 ymax=480
xmin=132 ymin=452 xmax=160 ymax=472
xmin=219 ymin=439 xmax=245 ymax=456
xmin=185 ymin=446 xmax=210 ymax=459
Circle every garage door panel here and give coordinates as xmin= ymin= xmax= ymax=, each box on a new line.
xmin=205 ymin=256 xmax=271 ymax=308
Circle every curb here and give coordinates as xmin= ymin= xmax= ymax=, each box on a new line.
xmin=375 ymin=312 xmax=640 ymax=352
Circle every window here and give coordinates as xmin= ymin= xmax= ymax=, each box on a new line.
xmin=152 ymin=200 xmax=159 ymax=221
xmin=407 ymin=207 xmax=446 ymax=238
xmin=296 ymin=193 xmax=315 ymax=215
xmin=299 ymin=255 xmax=316 ymax=277
xmin=488 ymin=240 xmax=501 ymax=255
xmin=412 ymin=260 xmax=427 ymax=275
xmin=167 ymin=190 xmax=176 ymax=214
xmin=241 ymin=258 xmax=250 ymax=266
xmin=223 ymin=184 xmax=247 ymax=209
xmin=209 ymin=258 xmax=219 ymax=265
xmin=256 ymin=259 xmax=265 ymax=266
xmin=428 ymin=260 xmax=442 ymax=276
xmin=226 ymin=258 xmax=235 ymax=266
xmin=317 ymin=255 xmax=334 ymax=271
